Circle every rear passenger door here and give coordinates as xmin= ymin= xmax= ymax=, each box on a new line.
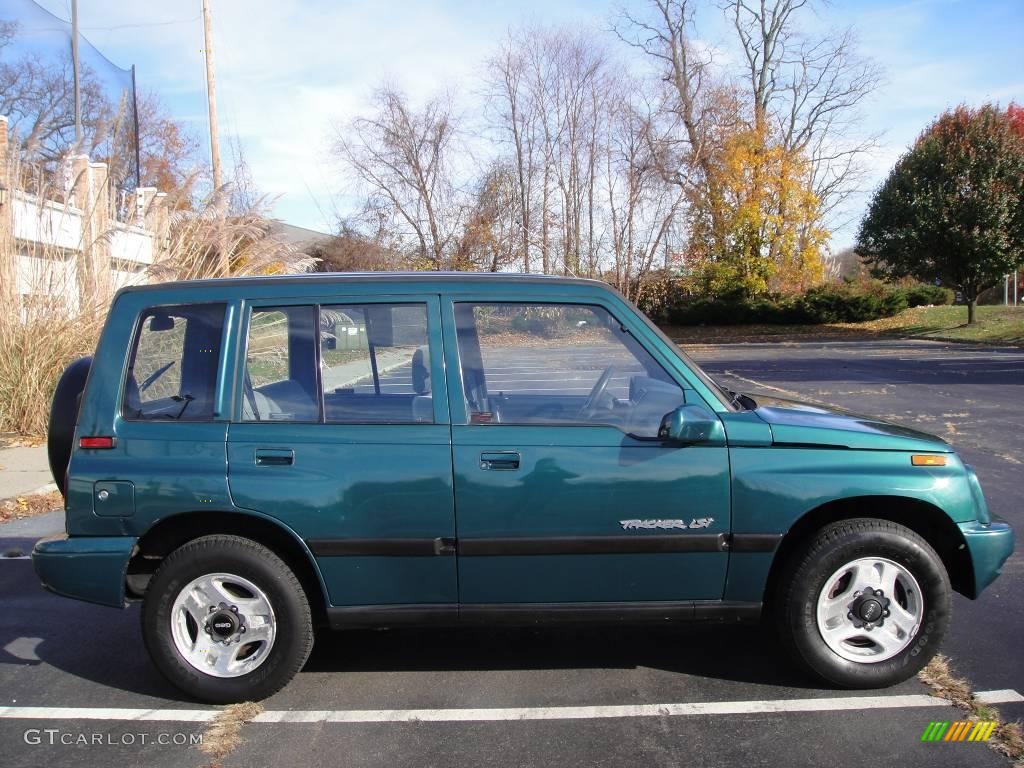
xmin=226 ymin=295 xmax=458 ymax=614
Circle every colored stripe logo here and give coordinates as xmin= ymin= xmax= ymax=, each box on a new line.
xmin=921 ymin=721 xmax=997 ymax=742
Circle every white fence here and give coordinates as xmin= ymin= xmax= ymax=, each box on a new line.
xmin=11 ymin=189 xmax=159 ymax=306
xmin=2 ymin=115 xmax=169 ymax=310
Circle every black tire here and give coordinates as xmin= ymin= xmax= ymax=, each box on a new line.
xmin=775 ymin=518 xmax=950 ymax=688
xmin=47 ymin=355 xmax=92 ymax=495
xmin=142 ymin=535 xmax=313 ymax=703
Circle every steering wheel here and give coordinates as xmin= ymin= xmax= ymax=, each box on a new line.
xmin=578 ymin=365 xmax=618 ymax=418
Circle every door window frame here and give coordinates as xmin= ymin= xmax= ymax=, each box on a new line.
xmin=230 ymin=294 xmax=449 ymax=426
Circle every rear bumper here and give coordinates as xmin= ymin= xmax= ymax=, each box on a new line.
xmin=32 ymin=534 xmax=137 ymax=608
xmin=960 ymin=520 xmax=1014 ymax=598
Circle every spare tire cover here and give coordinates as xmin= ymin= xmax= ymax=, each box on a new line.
xmin=47 ymin=356 xmax=92 ymax=495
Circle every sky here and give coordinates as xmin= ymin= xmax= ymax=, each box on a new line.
xmin=15 ymin=0 xmax=1024 ymax=248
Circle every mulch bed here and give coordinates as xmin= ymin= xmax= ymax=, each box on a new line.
xmin=0 ymin=490 xmax=63 ymax=523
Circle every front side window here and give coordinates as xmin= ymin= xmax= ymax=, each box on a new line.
xmin=123 ymin=303 xmax=225 ymax=421
xmin=454 ymin=303 xmax=685 ymax=437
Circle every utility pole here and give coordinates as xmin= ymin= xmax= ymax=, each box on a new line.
xmin=71 ymin=0 xmax=81 ymax=146
xmin=201 ymin=0 xmax=229 ymax=274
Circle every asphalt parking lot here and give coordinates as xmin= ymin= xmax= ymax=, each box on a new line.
xmin=0 ymin=338 xmax=1020 ymax=768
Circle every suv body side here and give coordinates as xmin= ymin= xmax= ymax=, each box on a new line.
xmin=34 ymin=275 xmax=1012 ymax=618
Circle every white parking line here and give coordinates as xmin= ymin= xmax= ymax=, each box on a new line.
xmin=0 ymin=690 xmax=1020 ymax=724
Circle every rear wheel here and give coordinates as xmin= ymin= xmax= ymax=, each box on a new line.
xmin=142 ymin=535 xmax=313 ymax=703
xmin=776 ymin=518 xmax=950 ymax=688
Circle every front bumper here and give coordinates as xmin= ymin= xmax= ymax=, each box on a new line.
xmin=32 ymin=534 xmax=137 ymax=608
xmin=959 ymin=520 xmax=1014 ymax=598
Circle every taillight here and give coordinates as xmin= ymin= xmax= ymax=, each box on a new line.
xmin=79 ymin=436 xmax=115 ymax=449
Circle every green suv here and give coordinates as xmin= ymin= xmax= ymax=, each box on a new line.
xmin=33 ymin=273 xmax=1013 ymax=703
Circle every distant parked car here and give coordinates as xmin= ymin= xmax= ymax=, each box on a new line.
xmin=35 ymin=273 xmax=1013 ymax=703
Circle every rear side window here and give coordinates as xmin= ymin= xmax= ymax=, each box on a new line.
xmin=239 ymin=302 xmax=433 ymax=424
xmin=320 ymin=304 xmax=432 ymax=423
xmin=123 ymin=303 xmax=225 ymax=421
xmin=242 ymin=306 xmax=319 ymax=422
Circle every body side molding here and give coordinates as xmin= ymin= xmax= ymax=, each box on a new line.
xmin=326 ymin=600 xmax=763 ymax=629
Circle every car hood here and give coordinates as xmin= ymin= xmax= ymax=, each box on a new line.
xmin=751 ymin=395 xmax=950 ymax=452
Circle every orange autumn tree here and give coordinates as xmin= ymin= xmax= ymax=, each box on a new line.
xmin=687 ymin=123 xmax=828 ymax=298
xmin=1008 ymin=102 xmax=1024 ymax=138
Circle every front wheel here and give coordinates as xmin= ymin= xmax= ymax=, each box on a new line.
xmin=142 ymin=535 xmax=313 ymax=703
xmin=776 ymin=518 xmax=951 ymax=688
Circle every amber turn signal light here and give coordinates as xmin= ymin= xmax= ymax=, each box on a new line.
xmin=911 ymin=454 xmax=946 ymax=467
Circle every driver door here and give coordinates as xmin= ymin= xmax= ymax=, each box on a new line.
xmin=445 ymin=299 xmax=732 ymax=606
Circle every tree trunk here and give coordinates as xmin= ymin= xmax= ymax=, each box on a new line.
xmin=967 ymin=298 xmax=977 ymax=325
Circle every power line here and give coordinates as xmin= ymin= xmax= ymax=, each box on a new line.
xmin=23 ymin=0 xmax=199 ymax=32
xmin=81 ymin=16 xmax=201 ymax=32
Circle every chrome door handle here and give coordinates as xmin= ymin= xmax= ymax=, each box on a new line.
xmin=480 ymin=451 xmax=520 ymax=470
xmin=255 ymin=448 xmax=294 ymax=466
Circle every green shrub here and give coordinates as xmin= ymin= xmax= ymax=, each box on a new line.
xmin=663 ymin=282 xmax=918 ymax=326
xmin=902 ymin=283 xmax=955 ymax=307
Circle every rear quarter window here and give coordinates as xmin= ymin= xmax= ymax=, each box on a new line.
xmin=123 ymin=303 xmax=226 ymax=421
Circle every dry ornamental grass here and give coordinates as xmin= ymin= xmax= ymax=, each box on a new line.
xmin=0 ymin=154 xmax=317 ymax=436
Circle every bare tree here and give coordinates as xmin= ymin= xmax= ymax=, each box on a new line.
xmin=614 ymin=0 xmax=723 ymax=191
xmin=135 ymin=90 xmax=203 ymax=205
xmin=226 ymin=135 xmax=260 ymax=216
xmin=0 ymin=21 xmax=133 ymax=188
xmin=486 ymin=27 xmax=612 ymax=277
xmin=552 ymin=34 xmax=607 ymax=277
xmin=605 ymin=82 xmax=685 ymax=301
xmin=455 ymin=161 xmax=521 ymax=272
xmin=334 ymin=87 xmax=462 ymax=270
xmin=484 ymin=33 xmax=540 ymax=272
xmin=312 ymin=217 xmax=404 ymax=273
xmin=2 ymin=22 xmax=201 ymax=209
xmin=725 ymin=0 xmax=882 ymax=217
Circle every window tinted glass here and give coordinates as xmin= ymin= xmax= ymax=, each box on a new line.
xmin=124 ymin=303 xmax=225 ymax=421
xmin=454 ymin=303 xmax=685 ymax=436
xmin=242 ymin=306 xmax=319 ymax=422
xmin=320 ymin=304 xmax=433 ymax=424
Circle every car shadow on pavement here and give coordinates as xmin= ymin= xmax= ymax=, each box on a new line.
xmin=3 ymin=561 xmax=817 ymax=701
xmin=0 ymin=564 xmax=186 ymax=701
xmin=305 ymin=622 xmax=820 ymax=689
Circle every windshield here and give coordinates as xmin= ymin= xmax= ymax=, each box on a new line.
xmin=629 ymin=304 xmax=738 ymax=412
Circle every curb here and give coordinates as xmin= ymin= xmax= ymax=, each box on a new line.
xmin=1 ymin=482 xmax=57 ymax=504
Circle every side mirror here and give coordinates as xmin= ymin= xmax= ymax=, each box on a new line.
xmin=658 ymin=404 xmax=725 ymax=445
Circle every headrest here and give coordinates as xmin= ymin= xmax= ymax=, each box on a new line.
xmin=411 ymin=345 xmax=430 ymax=394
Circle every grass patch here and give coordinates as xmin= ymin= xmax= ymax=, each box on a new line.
xmin=662 ymin=305 xmax=1024 ymax=346
xmin=858 ymin=304 xmax=1024 ymax=344
xmin=199 ymin=701 xmax=264 ymax=767
xmin=919 ymin=654 xmax=1024 ymax=766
